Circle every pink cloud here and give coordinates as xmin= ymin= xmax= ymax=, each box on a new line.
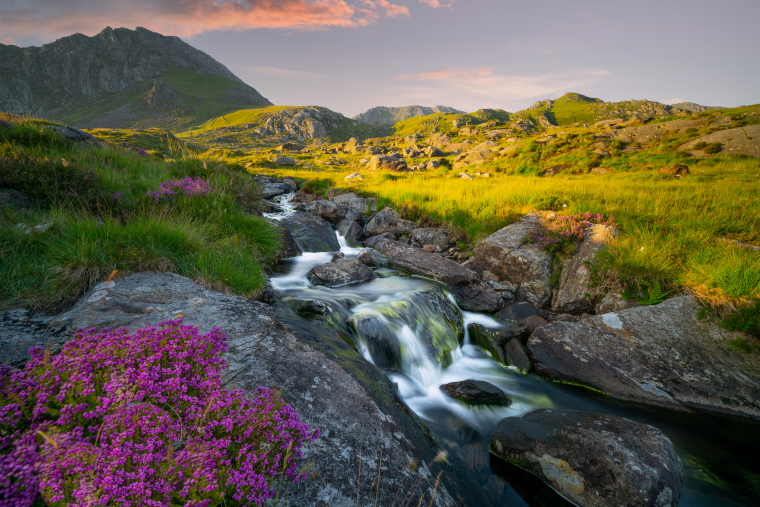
xmin=0 ymin=36 xmax=18 ymax=46
xmin=2 ymin=0 xmax=409 ymax=40
xmin=418 ymin=0 xmax=453 ymax=8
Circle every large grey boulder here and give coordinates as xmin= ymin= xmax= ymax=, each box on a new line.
xmin=262 ymin=183 xmax=291 ymax=199
xmin=44 ymin=126 xmax=101 ymax=145
xmin=373 ymin=238 xmax=502 ymax=312
xmin=280 ymin=212 xmax=340 ymax=252
xmin=332 ymin=192 xmax=377 ymax=213
xmin=552 ymin=224 xmax=618 ymax=314
xmin=305 ymin=199 xmax=362 ymax=225
xmin=366 ymin=155 xmax=408 ymax=172
xmin=306 ymin=258 xmax=373 ymax=287
xmin=364 ymin=207 xmax=419 ymax=238
xmin=273 ymin=155 xmax=296 ymax=166
xmin=491 ymin=409 xmax=683 ymax=507
xmin=679 ymin=125 xmax=760 ymax=157
xmin=48 ymin=272 xmax=456 ymax=507
xmin=410 ymin=228 xmax=455 ymax=252
xmin=464 ymin=212 xmax=553 ymax=307
xmin=528 ymin=296 xmax=760 ymax=418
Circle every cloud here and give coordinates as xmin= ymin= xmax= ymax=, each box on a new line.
xmin=664 ymin=98 xmax=687 ymax=104
xmin=0 ymin=36 xmax=18 ymax=45
xmin=2 ymin=0 xmax=409 ymax=40
xmin=418 ymin=0 xmax=453 ymax=8
xmin=395 ymin=67 xmax=611 ymax=111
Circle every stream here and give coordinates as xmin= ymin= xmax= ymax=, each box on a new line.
xmin=265 ymin=195 xmax=760 ymax=507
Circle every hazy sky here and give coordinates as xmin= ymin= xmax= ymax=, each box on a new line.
xmin=2 ymin=0 xmax=759 ymax=117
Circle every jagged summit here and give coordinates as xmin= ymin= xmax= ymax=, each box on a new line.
xmin=354 ymin=105 xmax=465 ymax=125
xmin=0 ymin=26 xmax=271 ymax=129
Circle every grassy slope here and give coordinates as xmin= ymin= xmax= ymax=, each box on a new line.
xmin=56 ymin=69 xmax=260 ymax=131
xmin=390 ymin=109 xmax=511 ymax=137
xmin=0 ymin=118 xmax=281 ymax=310
xmin=82 ymin=128 xmax=204 ymax=158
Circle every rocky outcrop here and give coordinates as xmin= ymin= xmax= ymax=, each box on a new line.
xmin=353 ymin=105 xmax=464 ymax=125
xmin=372 ymin=238 xmax=502 ymax=312
xmin=280 ymin=212 xmax=340 ymax=252
xmin=43 ymin=272 xmax=455 ymax=507
xmin=254 ymin=106 xmax=352 ymax=141
xmin=0 ymin=26 xmax=270 ymax=119
xmin=439 ymin=380 xmax=510 ymax=406
xmin=364 ymin=207 xmax=419 ymax=238
xmin=528 ymin=296 xmax=760 ymax=419
xmin=366 ymin=154 xmax=408 ymax=172
xmin=491 ymin=409 xmax=683 ymax=507
xmin=464 ymin=212 xmax=553 ymax=307
xmin=679 ymin=125 xmax=760 ymax=157
xmin=551 ymin=224 xmax=618 ymax=314
xmin=306 ymin=258 xmax=373 ymax=287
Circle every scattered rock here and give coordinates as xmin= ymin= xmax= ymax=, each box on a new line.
xmin=457 ymin=173 xmax=474 ymax=180
xmin=343 ymin=137 xmax=363 ymax=154
xmin=332 ymin=192 xmax=376 ymax=213
xmin=363 ymin=207 xmax=419 ymax=238
xmin=363 ymin=232 xmax=396 ymax=248
xmin=440 ymin=380 xmax=510 ymax=406
xmin=280 ymin=212 xmax=340 ymax=252
xmin=372 ymin=239 xmax=502 ymax=312
xmin=344 ymin=172 xmax=364 ymax=181
xmin=410 ymin=228 xmax=455 ymax=251
xmin=367 ymin=155 xmax=408 ymax=172
xmin=528 ymin=296 xmax=760 ymax=418
xmin=307 ymin=258 xmax=373 ymax=287
xmin=307 ymin=199 xmax=362 ymax=225
xmin=357 ymin=249 xmax=376 ymax=266
xmin=44 ymin=125 xmax=100 ymax=145
xmin=336 ymin=219 xmax=363 ymax=247
xmin=262 ymin=183 xmax=291 ymax=199
xmin=464 ymin=212 xmax=553 ymax=308
xmin=552 ymin=224 xmax=618 ymax=314
xmin=490 ymin=409 xmax=683 ymax=507
xmin=658 ymin=163 xmax=690 ymax=177
xmin=273 ymin=155 xmax=296 ymax=166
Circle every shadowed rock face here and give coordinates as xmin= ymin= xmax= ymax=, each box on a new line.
xmin=372 ymin=238 xmax=503 ymax=312
xmin=528 ymin=296 xmax=760 ymax=419
xmin=44 ymin=271 xmax=457 ymax=507
xmin=491 ymin=409 xmax=684 ymax=507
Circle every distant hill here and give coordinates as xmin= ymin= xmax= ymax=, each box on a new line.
xmin=0 ymin=27 xmax=271 ymax=130
xmin=354 ymin=105 xmax=465 ymax=125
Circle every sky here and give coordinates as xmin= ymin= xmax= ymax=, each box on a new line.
xmin=1 ymin=0 xmax=759 ymax=117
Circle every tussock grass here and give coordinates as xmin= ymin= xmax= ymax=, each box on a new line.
xmin=0 ymin=118 xmax=281 ymax=310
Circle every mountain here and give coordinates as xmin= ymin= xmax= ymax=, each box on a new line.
xmin=0 ymin=27 xmax=271 ymax=130
xmin=510 ymin=92 xmax=715 ymax=127
xmin=353 ymin=105 xmax=465 ymax=125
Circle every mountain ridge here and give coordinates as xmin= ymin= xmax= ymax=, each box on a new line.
xmin=354 ymin=105 xmax=465 ymax=125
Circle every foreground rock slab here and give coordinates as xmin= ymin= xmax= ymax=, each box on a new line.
xmin=491 ymin=409 xmax=683 ymax=507
xmin=528 ymin=296 xmax=760 ymax=419
xmin=51 ymin=272 xmax=456 ymax=507
xmin=372 ymin=238 xmax=502 ymax=312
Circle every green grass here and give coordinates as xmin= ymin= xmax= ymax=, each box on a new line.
xmin=0 ymin=117 xmax=281 ymax=310
xmin=83 ymin=128 xmax=204 ymax=158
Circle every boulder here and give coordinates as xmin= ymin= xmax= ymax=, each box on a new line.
xmin=287 ymin=298 xmax=329 ymax=316
xmin=410 ymin=228 xmax=455 ymax=251
xmin=363 ymin=232 xmax=396 ymax=248
xmin=490 ymin=409 xmax=683 ymax=507
xmin=46 ymin=272 xmax=456 ymax=507
xmin=0 ymin=309 xmax=69 ymax=368
xmin=528 ymin=296 xmax=760 ymax=418
xmin=464 ymin=212 xmax=553 ymax=307
xmin=332 ymin=192 xmax=377 ymax=214
xmin=504 ymin=339 xmax=532 ymax=373
xmin=343 ymin=137 xmax=363 ymax=154
xmin=367 ymin=155 xmax=408 ymax=172
xmin=679 ymin=125 xmax=760 ymax=157
xmin=356 ymin=249 xmax=376 ymax=266
xmin=262 ymin=183 xmax=291 ymax=199
xmin=343 ymin=172 xmax=364 ymax=181
xmin=306 ymin=199 xmax=362 ymax=225
xmin=280 ymin=212 xmax=340 ymax=252
xmin=658 ymin=163 xmax=690 ymax=177
xmin=364 ymin=207 xmax=419 ymax=238
xmin=440 ymin=380 xmax=510 ymax=406
xmin=336 ymin=219 xmax=363 ymax=247
xmin=595 ymin=290 xmax=639 ymax=314
xmin=495 ymin=301 xmax=540 ymax=322
xmin=468 ymin=323 xmax=505 ymax=363
xmin=273 ymin=155 xmax=296 ymax=166
xmin=552 ymin=224 xmax=618 ymax=314
xmin=347 ymin=314 xmax=402 ymax=370
xmin=306 ymin=258 xmax=373 ymax=287
xmin=426 ymin=133 xmax=452 ymax=150
xmin=45 ymin=125 xmax=100 ymax=145
xmin=272 ymin=221 xmax=302 ymax=259
xmin=372 ymin=239 xmax=502 ymax=312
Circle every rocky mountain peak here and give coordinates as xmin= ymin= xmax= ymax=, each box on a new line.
xmin=354 ymin=105 xmax=465 ymax=125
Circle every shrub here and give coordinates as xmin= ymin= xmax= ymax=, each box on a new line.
xmin=721 ymin=300 xmax=760 ymax=338
xmin=0 ymin=320 xmax=318 ymax=506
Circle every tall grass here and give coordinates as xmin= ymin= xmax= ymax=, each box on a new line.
xmin=0 ymin=118 xmax=281 ymax=310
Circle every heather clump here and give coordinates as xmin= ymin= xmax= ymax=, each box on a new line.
xmin=529 ymin=212 xmax=617 ymax=253
xmin=0 ymin=320 xmax=318 ymax=507
xmin=147 ymin=176 xmax=214 ymax=202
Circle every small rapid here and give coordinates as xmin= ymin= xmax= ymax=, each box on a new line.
xmin=267 ymin=196 xmax=760 ymax=507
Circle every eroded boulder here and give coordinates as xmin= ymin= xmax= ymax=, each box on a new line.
xmin=491 ymin=409 xmax=683 ymax=507
xmin=306 ymin=258 xmax=373 ymax=287
xmin=280 ymin=212 xmax=340 ymax=252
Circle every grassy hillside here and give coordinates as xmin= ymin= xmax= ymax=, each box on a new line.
xmin=0 ymin=115 xmax=281 ymax=310
xmin=391 ymin=109 xmax=511 ymax=137
xmin=57 ymin=69 xmax=263 ymax=131
xmin=83 ymin=127 xmax=204 ymax=158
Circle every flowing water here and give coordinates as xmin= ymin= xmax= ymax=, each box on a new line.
xmin=267 ymin=197 xmax=760 ymax=507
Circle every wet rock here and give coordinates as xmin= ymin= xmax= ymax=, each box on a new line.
xmin=50 ymin=272 xmax=456 ymax=507
xmin=372 ymin=239 xmax=502 ymax=312
xmin=347 ymin=314 xmax=402 ymax=370
xmin=504 ymin=339 xmax=531 ymax=373
xmin=552 ymin=224 xmax=618 ymax=314
xmin=357 ymin=249 xmax=376 ymax=266
xmin=464 ymin=212 xmax=553 ymax=308
xmin=490 ymin=409 xmax=684 ymax=507
xmin=262 ymin=183 xmax=291 ymax=199
xmin=336 ymin=219 xmax=363 ymax=247
xmin=440 ymin=380 xmax=510 ymax=406
xmin=410 ymin=228 xmax=455 ymax=251
xmin=496 ymin=302 xmax=540 ymax=322
xmin=418 ymin=286 xmax=465 ymax=342
xmin=364 ymin=207 xmax=419 ymax=238
xmin=287 ymin=298 xmax=329 ymax=316
xmin=306 ymin=258 xmax=373 ymax=287
xmin=528 ymin=296 xmax=760 ymax=418
xmin=331 ymin=252 xmax=345 ymax=262
xmin=280 ymin=212 xmax=340 ymax=252
xmin=271 ymin=221 xmax=302 ymax=259
xmin=363 ymin=232 xmax=395 ymax=248
xmin=468 ymin=323 xmax=505 ymax=362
